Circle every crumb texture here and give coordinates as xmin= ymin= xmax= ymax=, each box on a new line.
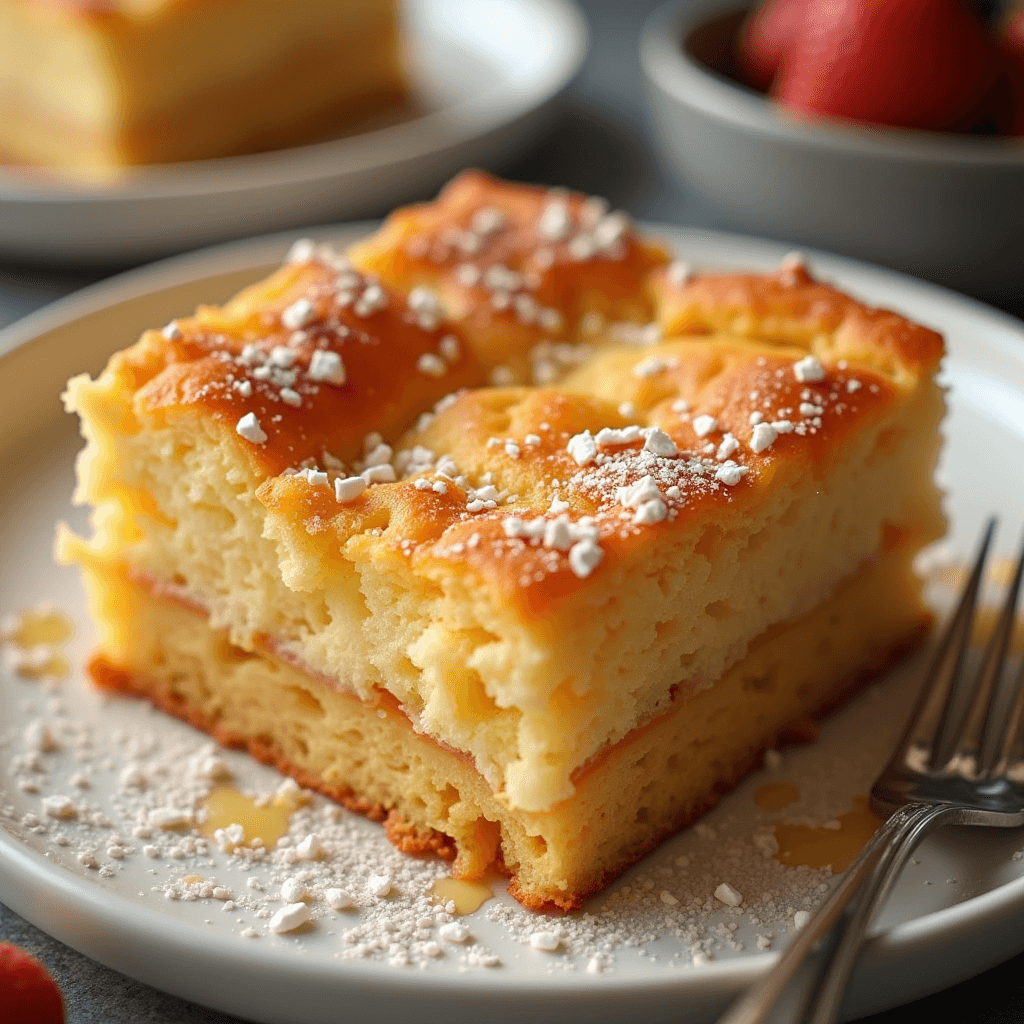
xmin=60 ymin=172 xmax=946 ymax=907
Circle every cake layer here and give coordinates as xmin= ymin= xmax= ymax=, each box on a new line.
xmin=78 ymin=552 xmax=929 ymax=911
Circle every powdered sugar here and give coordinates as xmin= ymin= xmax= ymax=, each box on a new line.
xmin=236 ymin=413 xmax=268 ymax=445
xmin=281 ymin=298 xmax=316 ymax=331
xmin=750 ymin=422 xmax=777 ymax=454
xmin=568 ymin=539 xmax=603 ymax=578
xmin=567 ymin=431 xmax=598 ymax=466
xmin=270 ymin=902 xmax=311 ymax=933
xmin=0 ymin=571 xmax=1015 ymax=986
xmin=308 ymin=349 xmax=346 ymax=385
xmin=691 ymin=415 xmax=718 ymax=438
xmin=793 ymin=356 xmax=826 ymax=383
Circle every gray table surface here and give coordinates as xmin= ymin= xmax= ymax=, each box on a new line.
xmin=3 ymin=2 xmax=1024 ymax=1021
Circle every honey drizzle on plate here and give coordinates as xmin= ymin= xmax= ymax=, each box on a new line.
xmin=198 ymin=786 xmax=293 ymax=847
xmin=2 ymin=607 xmax=74 ymax=681
xmin=428 ymin=878 xmax=493 ymax=915
xmin=753 ymin=782 xmax=800 ymax=811
xmin=9 ymin=607 xmax=74 ymax=646
xmin=773 ymin=796 xmax=883 ymax=872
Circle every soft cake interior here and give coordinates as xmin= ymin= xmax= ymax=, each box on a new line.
xmin=77 ymin=552 xmax=928 ymax=910
xmin=60 ymin=174 xmax=946 ymax=910
xmin=62 ymin=332 xmax=943 ymax=816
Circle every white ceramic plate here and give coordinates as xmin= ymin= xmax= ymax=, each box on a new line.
xmin=1 ymin=225 xmax=1023 ymax=1024
xmin=0 ymin=0 xmax=587 ymax=266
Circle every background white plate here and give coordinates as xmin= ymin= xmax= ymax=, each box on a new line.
xmin=1 ymin=225 xmax=1023 ymax=1024
xmin=0 ymin=0 xmax=587 ymax=266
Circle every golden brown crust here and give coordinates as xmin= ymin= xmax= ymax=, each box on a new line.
xmin=349 ymin=169 xmax=672 ymax=375
xmin=73 ymin=175 xmax=944 ymax=634
xmin=653 ymin=260 xmax=944 ymax=384
xmin=119 ymin=261 xmax=486 ymax=476
xmin=257 ymin=342 xmax=900 ymax=617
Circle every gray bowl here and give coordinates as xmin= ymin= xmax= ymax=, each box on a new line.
xmin=640 ymin=0 xmax=1024 ymax=300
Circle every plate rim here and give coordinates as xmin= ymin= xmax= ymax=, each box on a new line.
xmin=1 ymin=221 xmax=1024 ymax=1020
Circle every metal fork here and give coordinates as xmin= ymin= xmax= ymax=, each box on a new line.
xmin=719 ymin=519 xmax=1024 ymax=1024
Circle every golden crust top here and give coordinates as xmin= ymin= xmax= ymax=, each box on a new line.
xmin=654 ymin=258 xmax=943 ymax=385
xmin=77 ymin=174 xmax=944 ymax=615
xmin=348 ymin=170 xmax=671 ymax=377
xmin=112 ymin=253 xmax=487 ymax=476
xmin=258 ymin=340 xmax=899 ymax=616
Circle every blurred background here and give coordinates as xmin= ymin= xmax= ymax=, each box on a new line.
xmin=1 ymin=1 xmax=1022 ymax=1021
xmin=4 ymin=0 xmax=1022 ymax=329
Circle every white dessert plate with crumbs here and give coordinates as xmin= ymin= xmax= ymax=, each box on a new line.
xmin=0 ymin=0 xmax=587 ymax=266
xmin=1 ymin=225 xmax=1023 ymax=1024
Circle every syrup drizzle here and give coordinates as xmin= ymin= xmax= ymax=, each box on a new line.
xmin=428 ymin=878 xmax=494 ymax=915
xmin=1 ymin=607 xmax=74 ymax=681
xmin=773 ymin=796 xmax=883 ymax=872
xmin=753 ymin=782 xmax=800 ymax=811
xmin=9 ymin=607 xmax=74 ymax=646
xmin=199 ymin=786 xmax=293 ymax=847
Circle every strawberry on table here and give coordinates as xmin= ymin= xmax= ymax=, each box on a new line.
xmin=0 ymin=942 xmax=65 ymax=1024
xmin=772 ymin=0 xmax=995 ymax=131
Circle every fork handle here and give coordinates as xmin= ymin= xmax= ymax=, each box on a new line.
xmin=798 ymin=802 xmax=962 ymax=1024
xmin=717 ymin=802 xmax=962 ymax=1024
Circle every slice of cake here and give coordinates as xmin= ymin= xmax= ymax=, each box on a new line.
xmin=59 ymin=172 xmax=945 ymax=911
xmin=0 ymin=0 xmax=405 ymax=174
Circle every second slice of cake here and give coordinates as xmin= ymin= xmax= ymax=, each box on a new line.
xmin=1 ymin=0 xmax=406 ymax=173
xmin=60 ymin=173 xmax=945 ymax=910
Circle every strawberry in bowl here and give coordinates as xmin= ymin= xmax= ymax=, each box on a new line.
xmin=738 ymin=0 xmax=1024 ymax=135
xmin=640 ymin=0 xmax=1024 ymax=298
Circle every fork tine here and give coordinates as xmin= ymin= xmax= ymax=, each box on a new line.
xmin=878 ymin=518 xmax=994 ymax=774
xmin=948 ymin=530 xmax=1024 ymax=777
xmin=932 ymin=523 xmax=1021 ymax=773
xmin=972 ymin=533 xmax=1024 ymax=778
xmin=894 ymin=518 xmax=996 ymax=772
xmin=989 ymin=657 xmax=1024 ymax=782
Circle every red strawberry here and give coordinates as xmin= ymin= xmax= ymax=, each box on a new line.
xmin=0 ymin=942 xmax=65 ymax=1024
xmin=738 ymin=0 xmax=810 ymax=92
xmin=773 ymin=0 xmax=995 ymax=131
